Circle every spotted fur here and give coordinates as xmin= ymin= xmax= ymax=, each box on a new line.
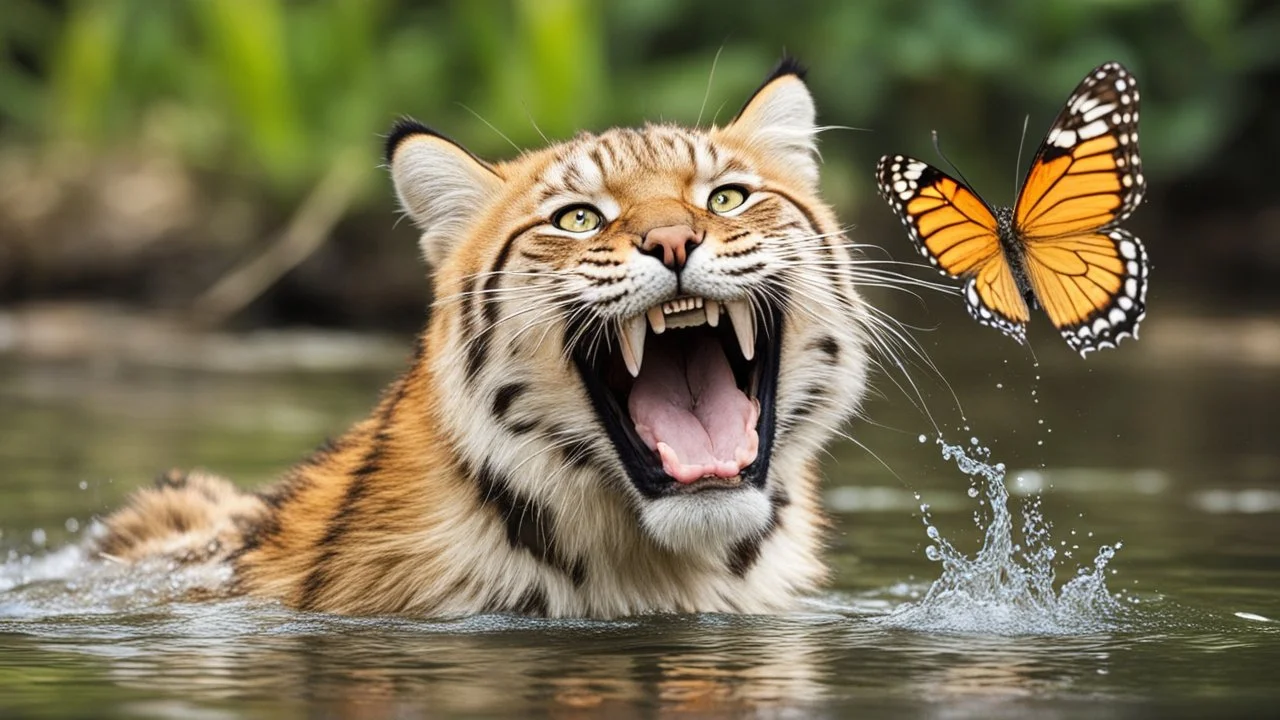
xmin=97 ymin=61 xmax=873 ymax=617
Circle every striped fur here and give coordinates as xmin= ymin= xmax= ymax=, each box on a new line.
xmin=97 ymin=62 xmax=872 ymax=617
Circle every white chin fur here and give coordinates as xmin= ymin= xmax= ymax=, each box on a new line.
xmin=639 ymin=487 xmax=772 ymax=558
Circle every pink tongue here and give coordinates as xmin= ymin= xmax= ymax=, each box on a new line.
xmin=628 ymin=335 xmax=760 ymax=484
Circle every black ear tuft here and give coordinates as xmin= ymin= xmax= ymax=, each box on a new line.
xmin=766 ymin=55 xmax=808 ymax=84
xmin=385 ymin=117 xmax=440 ymax=165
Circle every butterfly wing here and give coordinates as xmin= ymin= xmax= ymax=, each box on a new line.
xmin=877 ymin=154 xmax=1029 ymax=343
xmin=1022 ymin=228 xmax=1148 ymax=355
xmin=1014 ymin=62 xmax=1149 ymax=355
xmin=1015 ymin=62 xmax=1145 ymax=234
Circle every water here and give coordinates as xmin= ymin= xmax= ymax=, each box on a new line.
xmin=882 ymin=438 xmax=1128 ymax=635
xmin=2 ymin=332 xmax=1279 ymax=718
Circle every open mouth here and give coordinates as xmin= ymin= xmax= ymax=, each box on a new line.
xmin=572 ymin=297 xmax=781 ymax=498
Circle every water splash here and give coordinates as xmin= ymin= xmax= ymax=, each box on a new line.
xmin=881 ymin=437 xmax=1128 ymax=635
xmin=0 ymin=521 xmax=231 ymax=618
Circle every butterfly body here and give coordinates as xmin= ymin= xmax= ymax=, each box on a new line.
xmin=877 ymin=62 xmax=1149 ymax=356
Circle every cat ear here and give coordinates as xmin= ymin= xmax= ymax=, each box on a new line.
xmin=387 ymin=119 xmax=504 ymax=267
xmin=727 ymin=58 xmax=820 ymax=187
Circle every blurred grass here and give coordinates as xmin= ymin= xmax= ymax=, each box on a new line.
xmin=1 ymin=0 xmax=1277 ymax=322
xmin=5 ymin=0 xmax=1275 ymax=199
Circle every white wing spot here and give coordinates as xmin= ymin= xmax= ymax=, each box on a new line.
xmin=1125 ymin=278 xmax=1138 ymax=297
xmin=1109 ymin=308 xmax=1127 ymax=324
xmin=1116 ymin=78 xmax=1128 ymax=92
xmin=1078 ymin=119 xmax=1109 ymax=139
xmin=1119 ymin=240 xmax=1137 ymax=259
xmin=1118 ymin=296 xmax=1134 ymax=310
xmin=1083 ymin=103 xmax=1116 ymax=122
xmin=1051 ymin=129 xmax=1077 ymax=148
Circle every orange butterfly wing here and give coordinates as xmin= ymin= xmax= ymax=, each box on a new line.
xmin=1015 ymin=62 xmax=1149 ymax=355
xmin=877 ymin=155 xmax=1029 ymax=343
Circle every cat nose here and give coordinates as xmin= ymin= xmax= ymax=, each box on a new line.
xmin=641 ymin=225 xmax=703 ymax=270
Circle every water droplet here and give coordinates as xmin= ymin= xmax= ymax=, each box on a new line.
xmin=926 ymin=525 xmax=940 ymax=540
xmin=967 ymin=487 xmax=979 ymax=498
xmin=970 ymin=437 xmax=979 ymax=446
xmin=918 ymin=434 xmax=927 ymax=443
xmin=78 ymin=480 xmax=88 ymax=491
xmin=31 ymin=528 xmax=47 ymax=547
xmin=996 ymin=383 xmax=1003 ymax=389
xmin=64 ymin=518 xmax=79 ymax=533
xmin=924 ymin=545 xmax=941 ymax=561
xmin=1037 ymin=440 xmax=1044 ymax=446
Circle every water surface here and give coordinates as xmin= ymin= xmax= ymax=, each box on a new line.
xmin=1 ymin=327 xmax=1277 ymax=718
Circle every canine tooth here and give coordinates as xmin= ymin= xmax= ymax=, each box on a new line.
xmin=705 ymin=299 xmax=720 ymax=327
xmin=725 ymin=300 xmax=755 ymax=361
xmin=619 ymin=315 xmax=647 ymax=377
xmin=647 ymin=306 xmax=666 ymax=334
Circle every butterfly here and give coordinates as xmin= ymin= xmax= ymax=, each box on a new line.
xmin=876 ymin=61 xmax=1149 ymax=356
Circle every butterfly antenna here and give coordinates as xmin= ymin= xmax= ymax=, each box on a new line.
xmin=931 ymin=130 xmax=977 ymax=190
xmin=1013 ymin=114 xmax=1030 ymax=198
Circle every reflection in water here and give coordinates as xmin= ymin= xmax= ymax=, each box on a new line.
xmin=0 ymin=537 xmax=1136 ymax=715
xmin=2 ymin=533 xmax=1270 ymax=717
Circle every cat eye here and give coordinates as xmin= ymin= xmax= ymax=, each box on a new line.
xmin=708 ymin=185 xmax=748 ymax=214
xmin=552 ymin=204 xmax=603 ymax=233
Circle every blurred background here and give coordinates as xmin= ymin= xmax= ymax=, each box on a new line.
xmin=1 ymin=0 xmax=1279 ymax=544
xmin=2 ymin=0 xmax=1278 ymax=331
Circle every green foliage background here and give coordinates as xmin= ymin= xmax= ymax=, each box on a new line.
xmin=1 ymin=0 xmax=1276 ymax=322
